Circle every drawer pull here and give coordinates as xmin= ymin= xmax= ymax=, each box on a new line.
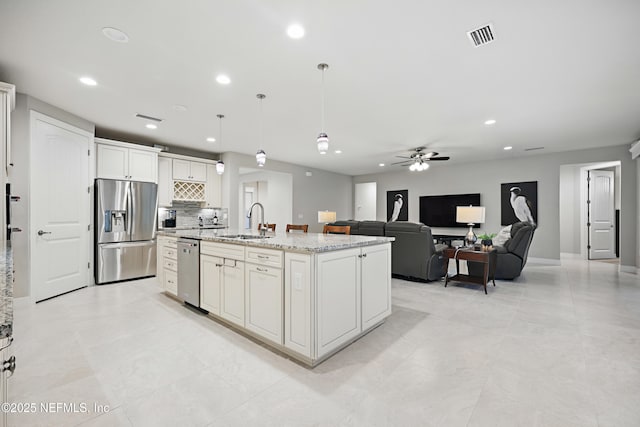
xmin=256 ymin=267 xmax=268 ymax=272
xmin=257 ymin=255 xmax=269 ymax=259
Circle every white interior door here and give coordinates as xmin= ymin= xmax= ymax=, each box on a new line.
xmin=31 ymin=112 xmax=91 ymax=301
xmin=354 ymin=182 xmax=377 ymax=220
xmin=588 ymin=170 xmax=615 ymax=259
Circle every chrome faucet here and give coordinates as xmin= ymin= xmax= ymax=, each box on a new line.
xmin=248 ymin=202 xmax=266 ymax=236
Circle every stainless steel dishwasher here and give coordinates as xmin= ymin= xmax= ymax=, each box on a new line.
xmin=177 ymin=238 xmax=200 ymax=307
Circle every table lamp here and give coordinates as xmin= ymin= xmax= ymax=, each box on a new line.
xmin=456 ymin=206 xmax=485 ymax=247
xmin=318 ymin=210 xmax=336 ymax=224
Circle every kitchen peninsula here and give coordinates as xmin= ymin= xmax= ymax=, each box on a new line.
xmin=157 ymin=229 xmax=393 ymax=366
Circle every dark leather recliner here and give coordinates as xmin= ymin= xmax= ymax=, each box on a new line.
xmin=354 ymin=220 xmax=386 ymax=236
xmin=384 ymin=222 xmax=447 ymax=281
xmin=468 ymin=222 xmax=535 ymax=280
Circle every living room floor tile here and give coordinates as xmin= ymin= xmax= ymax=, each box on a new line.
xmin=8 ymin=255 xmax=639 ymax=426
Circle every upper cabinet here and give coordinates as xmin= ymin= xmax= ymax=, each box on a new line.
xmin=205 ymin=164 xmax=222 ymax=208
xmin=157 ymin=156 xmax=173 ymax=207
xmin=96 ymin=138 xmax=160 ymax=183
xmin=173 ymin=159 xmax=207 ymax=182
xmin=158 ymin=153 xmax=222 ymax=206
xmin=0 ymin=82 xmax=15 ymax=176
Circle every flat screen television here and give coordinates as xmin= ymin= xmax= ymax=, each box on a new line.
xmin=419 ymin=193 xmax=481 ymax=228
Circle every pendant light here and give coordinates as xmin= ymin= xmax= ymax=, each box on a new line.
xmin=256 ymin=93 xmax=267 ymax=167
xmin=317 ymin=63 xmax=329 ymax=154
xmin=215 ymin=114 xmax=225 ymax=175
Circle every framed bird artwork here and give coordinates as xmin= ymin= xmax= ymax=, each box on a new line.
xmin=501 ymin=181 xmax=538 ymax=226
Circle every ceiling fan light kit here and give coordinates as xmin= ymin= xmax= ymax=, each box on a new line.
xmin=392 ymin=146 xmax=450 ymax=171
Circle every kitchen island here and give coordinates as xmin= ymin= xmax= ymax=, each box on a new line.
xmin=157 ymin=229 xmax=393 ymax=366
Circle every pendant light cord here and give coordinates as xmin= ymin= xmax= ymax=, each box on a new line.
xmin=321 ymin=68 xmax=325 ymax=132
xmin=260 ymin=96 xmax=264 ymax=148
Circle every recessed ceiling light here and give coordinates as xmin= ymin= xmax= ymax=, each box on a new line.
xmin=102 ymin=27 xmax=129 ymax=43
xmin=484 ymin=119 xmax=497 ymax=125
xmin=379 ymin=163 xmax=385 ymax=167
xmin=286 ymin=24 xmax=305 ymax=39
xmin=173 ymin=104 xmax=187 ymax=112
xmin=79 ymin=76 xmax=97 ymax=86
xmin=334 ymin=150 xmax=342 ymax=154
xmin=206 ymin=137 xmax=216 ymax=143
xmin=216 ymin=74 xmax=231 ymax=85
xmin=503 ymin=146 xmax=513 ymax=150
xmin=145 ymin=123 xmax=157 ymax=129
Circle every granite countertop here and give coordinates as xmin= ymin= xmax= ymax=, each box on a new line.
xmin=158 ymin=225 xmax=228 ymax=232
xmin=0 ymin=244 xmax=13 ymax=338
xmin=158 ymin=229 xmax=394 ymax=253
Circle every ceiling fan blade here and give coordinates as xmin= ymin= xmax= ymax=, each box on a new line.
xmin=426 ymin=156 xmax=450 ymax=161
xmin=394 ymin=155 xmax=412 ymax=159
xmin=390 ymin=160 xmax=412 ymax=165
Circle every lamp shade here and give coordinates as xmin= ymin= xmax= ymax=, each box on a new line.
xmin=318 ymin=211 xmax=336 ymax=223
xmin=456 ymin=206 xmax=485 ymax=224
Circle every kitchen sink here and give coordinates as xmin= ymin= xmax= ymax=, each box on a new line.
xmin=220 ymin=234 xmax=271 ymax=240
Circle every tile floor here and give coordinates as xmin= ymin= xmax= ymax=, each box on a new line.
xmin=8 ymin=256 xmax=640 ymax=427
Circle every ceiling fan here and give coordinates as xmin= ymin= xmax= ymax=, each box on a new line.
xmin=391 ymin=147 xmax=450 ymax=171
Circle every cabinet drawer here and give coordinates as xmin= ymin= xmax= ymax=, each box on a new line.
xmin=201 ymin=241 xmax=245 ymax=261
xmin=163 ymin=247 xmax=178 ymax=260
xmin=164 ymin=238 xmax=177 ymax=249
xmin=163 ymin=258 xmax=177 ymax=271
xmin=164 ymin=270 xmax=178 ymax=295
xmin=245 ymin=247 xmax=283 ymax=268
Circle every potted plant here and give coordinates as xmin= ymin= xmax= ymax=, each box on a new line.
xmin=478 ymin=233 xmax=496 ymax=247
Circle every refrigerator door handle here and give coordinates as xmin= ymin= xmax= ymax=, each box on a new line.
xmin=126 ymin=185 xmax=133 ymax=237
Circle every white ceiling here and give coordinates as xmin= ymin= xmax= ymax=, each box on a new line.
xmin=1 ymin=0 xmax=639 ymax=175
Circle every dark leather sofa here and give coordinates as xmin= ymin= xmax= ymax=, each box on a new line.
xmin=467 ymin=221 xmax=535 ymax=280
xmin=330 ymin=220 xmax=446 ymax=281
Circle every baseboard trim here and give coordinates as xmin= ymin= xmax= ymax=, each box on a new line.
xmin=528 ymin=257 xmax=561 ymax=266
xmin=619 ymin=265 xmax=637 ymax=274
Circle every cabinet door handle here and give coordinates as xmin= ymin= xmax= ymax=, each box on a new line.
xmin=362 ymin=253 xmax=367 ymax=258
xmin=215 ymin=263 xmax=223 ymax=267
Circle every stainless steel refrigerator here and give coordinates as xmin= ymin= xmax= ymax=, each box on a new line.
xmin=95 ymin=179 xmax=158 ymax=284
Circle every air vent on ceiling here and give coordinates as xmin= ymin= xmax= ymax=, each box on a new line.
xmin=135 ymin=113 xmax=163 ymax=122
xmin=524 ymin=146 xmax=545 ymax=152
xmin=467 ymin=23 xmax=495 ymax=47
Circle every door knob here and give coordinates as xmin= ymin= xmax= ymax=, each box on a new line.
xmin=37 ymin=230 xmax=51 ymax=236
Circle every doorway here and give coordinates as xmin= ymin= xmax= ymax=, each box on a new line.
xmin=238 ymin=168 xmax=292 ymax=232
xmin=559 ymin=161 xmax=620 ymax=262
xmin=30 ymin=111 xmax=92 ymax=301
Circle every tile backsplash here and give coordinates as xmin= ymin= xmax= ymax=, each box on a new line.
xmin=158 ymin=207 xmax=228 ymax=228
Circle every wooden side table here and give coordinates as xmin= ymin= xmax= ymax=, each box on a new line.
xmin=443 ymin=247 xmax=496 ymax=294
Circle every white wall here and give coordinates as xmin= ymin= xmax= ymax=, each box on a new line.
xmin=354 ymin=144 xmax=637 ymax=268
xmin=10 ymin=93 xmax=95 ymax=298
xmin=354 ymin=182 xmax=377 ymax=220
xmin=221 ymin=152 xmax=352 ymax=233
xmin=238 ymin=169 xmax=292 ymax=231
xmin=559 ymin=165 xmax=582 ymax=254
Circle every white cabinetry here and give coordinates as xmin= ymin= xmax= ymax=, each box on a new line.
xmin=200 ymin=254 xmax=222 ymax=314
xmin=96 ymin=138 xmax=159 ymax=183
xmin=361 ymin=244 xmax=392 ymax=330
xmin=0 ymin=337 xmax=13 ymax=427
xmin=201 ymin=242 xmax=245 ymax=327
xmin=0 ymin=82 xmax=15 ymax=243
xmin=173 ymin=159 xmax=207 ymax=182
xmin=245 ymin=247 xmax=283 ymax=345
xmin=284 ymin=252 xmax=313 ymax=357
xmin=205 ymin=164 xmax=222 ymax=207
xmin=157 ymin=156 xmax=172 ymax=207
xmin=157 ymin=236 xmax=178 ymax=296
xmin=316 ymin=248 xmax=362 ymax=356
xmin=0 ymin=82 xmax=15 ymax=175
xmin=284 ymin=242 xmax=391 ymax=362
